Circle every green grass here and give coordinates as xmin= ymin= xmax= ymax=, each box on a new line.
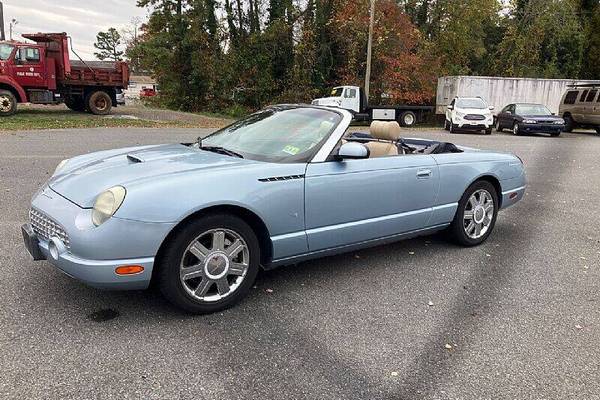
xmin=0 ymin=109 xmax=200 ymax=131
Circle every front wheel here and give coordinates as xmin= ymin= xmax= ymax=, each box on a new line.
xmin=563 ymin=115 xmax=574 ymax=133
xmin=444 ymin=119 xmax=450 ymax=131
xmin=512 ymin=122 xmax=521 ymax=136
xmin=449 ymin=121 xmax=457 ymax=133
xmin=0 ymin=90 xmax=17 ymax=116
xmin=485 ymin=127 xmax=493 ymax=135
xmin=448 ymin=181 xmax=499 ymax=246
xmin=595 ymin=127 xmax=600 ymax=135
xmin=158 ymin=214 xmax=261 ymax=314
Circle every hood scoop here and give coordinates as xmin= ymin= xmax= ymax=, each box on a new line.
xmin=127 ymin=154 xmax=145 ymax=164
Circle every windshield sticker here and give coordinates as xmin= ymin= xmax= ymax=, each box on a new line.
xmin=282 ymin=145 xmax=301 ymax=155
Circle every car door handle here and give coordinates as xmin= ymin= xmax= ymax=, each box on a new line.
xmin=417 ymin=169 xmax=432 ymax=178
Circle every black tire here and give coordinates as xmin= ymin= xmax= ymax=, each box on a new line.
xmin=485 ymin=127 xmax=493 ymax=135
xmin=512 ymin=122 xmax=521 ymax=136
xmin=563 ymin=114 xmax=574 ymax=133
xmin=0 ymin=89 xmax=17 ymax=116
xmin=65 ymin=97 xmax=86 ymax=112
xmin=595 ymin=127 xmax=600 ymax=135
xmin=449 ymin=121 xmax=457 ymax=133
xmin=158 ymin=214 xmax=261 ymax=314
xmin=496 ymin=119 xmax=503 ymax=132
xmin=86 ymin=90 xmax=112 ymax=115
xmin=448 ymin=180 xmax=499 ymax=246
xmin=399 ymin=111 xmax=417 ymax=127
xmin=444 ymin=119 xmax=450 ymax=131
xmin=550 ymin=131 xmax=561 ymax=137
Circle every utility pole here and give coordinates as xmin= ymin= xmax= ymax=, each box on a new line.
xmin=364 ymin=0 xmax=376 ymax=102
xmin=0 ymin=1 xmax=5 ymax=41
xmin=9 ymin=18 xmax=17 ymax=41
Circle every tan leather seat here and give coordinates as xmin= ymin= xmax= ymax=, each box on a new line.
xmin=366 ymin=121 xmax=401 ymax=157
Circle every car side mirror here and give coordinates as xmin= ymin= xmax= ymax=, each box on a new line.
xmin=447 ymin=105 xmax=454 ymax=111
xmin=489 ymin=106 xmax=495 ymax=111
xmin=506 ymin=111 xmax=512 ymax=115
xmin=336 ymin=142 xmax=369 ymax=160
xmin=551 ymin=112 xmax=556 ymax=115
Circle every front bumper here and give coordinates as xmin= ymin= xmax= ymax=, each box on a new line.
xmin=455 ymin=119 xmax=492 ymax=130
xmin=22 ymin=223 xmax=153 ymax=290
xmin=23 ymin=186 xmax=176 ymax=290
xmin=520 ymin=123 xmax=564 ymax=133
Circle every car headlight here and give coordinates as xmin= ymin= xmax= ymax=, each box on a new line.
xmin=54 ymin=159 xmax=69 ymax=175
xmin=554 ymin=119 xmax=565 ymax=125
xmin=92 ymin=186 xmax=126 ymax=227
xmin=523 ymin=119 xmax=537 ymax=124
xmin=455 ymin=112 xmax=465 ymax=119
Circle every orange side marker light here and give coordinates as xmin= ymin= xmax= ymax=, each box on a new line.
xmin=115 ymin=265 xmax=145 ymax=275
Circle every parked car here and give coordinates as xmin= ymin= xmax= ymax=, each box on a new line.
xmin=444 ymin=97 xmax=494 ymax=134
xmin=115 ymin=88 xmax=125 ymax=105
xmin=559 ymin=84 xmax=600 ymax=134
xmin=22 ymin=105 xmax=526 ymax=314
xmin=496 ymin=103 xmax=565 ymax=136
xmin=140 ymin=88 xmax=157 ymax=98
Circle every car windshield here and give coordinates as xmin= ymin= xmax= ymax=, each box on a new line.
xmin=515 ymin=104 xmax=552 ymax=115
xmin=330 ymin=87 xmax=344 ymax=97
xmin=0 ymin=43 xmax=14 ymax=60
xmin=200 ymin=107 xmax=342 ymax=163
xmin=456 ymin=98 xmax=487 ymax=109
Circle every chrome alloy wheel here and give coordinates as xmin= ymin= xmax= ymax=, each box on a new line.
xmin=180 ymin=229 xmax=250 ymax=302
xmin=0 ymin=95 xmax=12 ymax=113
xmin=463 ymin=189 xmax=494 ymax=239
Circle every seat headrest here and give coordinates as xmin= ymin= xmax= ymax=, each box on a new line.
xmin=370 ymin=121 xmax=401 ymax=141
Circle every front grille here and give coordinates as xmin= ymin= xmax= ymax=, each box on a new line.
xmin=464 ymin=114 xmax=486 ymax=121
xmin=30 ymin=208 xmax=70 ymax=250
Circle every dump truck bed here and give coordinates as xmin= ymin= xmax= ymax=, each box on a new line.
xmin=66 ymin=60 xmax=129 ymax=88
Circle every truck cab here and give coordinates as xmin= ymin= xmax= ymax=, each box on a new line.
xmin=312 ymin=86 xmax=365 ymax=114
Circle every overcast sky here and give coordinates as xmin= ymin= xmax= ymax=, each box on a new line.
xmin=2 ymin=0 xmax=149 ymax=59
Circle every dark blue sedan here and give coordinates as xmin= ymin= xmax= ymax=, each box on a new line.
xmin=495 ymin=103 xmax=565 ymax=137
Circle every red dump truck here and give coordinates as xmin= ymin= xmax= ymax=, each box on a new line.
xmin=0 ymin=32 xmax=129 ymax=116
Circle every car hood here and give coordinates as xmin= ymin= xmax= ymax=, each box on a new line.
xmin=49 ymin=144 xmax=255 ymax=207
xmin=456 ymin=107 xmax=491 ymax=115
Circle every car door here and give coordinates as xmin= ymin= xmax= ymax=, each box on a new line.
xmin=304 ymin=154 xmax=439 ymax=252
xmin=583 ymin=89 xmax=599 ymax=124
xmin=497 ymin=105 xmax=513 ymax=128
xmin=13 ymin=46 xmax=46 ymax=88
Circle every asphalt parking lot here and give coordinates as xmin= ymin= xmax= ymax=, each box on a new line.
xmin=1 ymin=126 xmax=599 ymax=399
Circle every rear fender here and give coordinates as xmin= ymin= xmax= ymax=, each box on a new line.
xmin=0 ymin=76 xmax=27 ymax=102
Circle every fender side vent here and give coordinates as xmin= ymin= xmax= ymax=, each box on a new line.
xmin=259 ymin=175 xmax=304 ymax=182
xmin=127 ymin=154 xmax=144 ymax=163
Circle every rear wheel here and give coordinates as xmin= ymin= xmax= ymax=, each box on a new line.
xmin=0 ymin=90 xmax=17 ymax=116
xmin=86 ymin=90 xmax=112 ymax=115
xmin=448 ymin=180 xmax=499 ymax=246
xmin=65 ymin=97 xmax=86 ymax=112
xmin=495 ymin=119 xmax=503 ymax=132
xmin=158 ymin=214 xmax=260 ymax=314
xmin=399 ymin=111 xmax=417 ymax=127
xmin=563 ymin=114 xmax=574 ymax=132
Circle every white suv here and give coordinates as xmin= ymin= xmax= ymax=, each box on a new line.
xmin=445 ymin=97 xmax=494 ymax=135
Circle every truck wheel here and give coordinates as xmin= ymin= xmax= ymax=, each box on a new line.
xmin=65 ymin=97 xmax=86 ymax=112
xmin=0 ymin=90 xmax=17 ymax=116
xmin=399 ymin=111 xmax=417 ymax=127
xmin=563 ymin=114 xmax=574 ymax=133
xmin=86 ymin=91 xmax=112 ymax=115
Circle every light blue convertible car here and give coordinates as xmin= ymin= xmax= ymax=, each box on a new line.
xmin=23 ymin=105 xmax=526 ymax=313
